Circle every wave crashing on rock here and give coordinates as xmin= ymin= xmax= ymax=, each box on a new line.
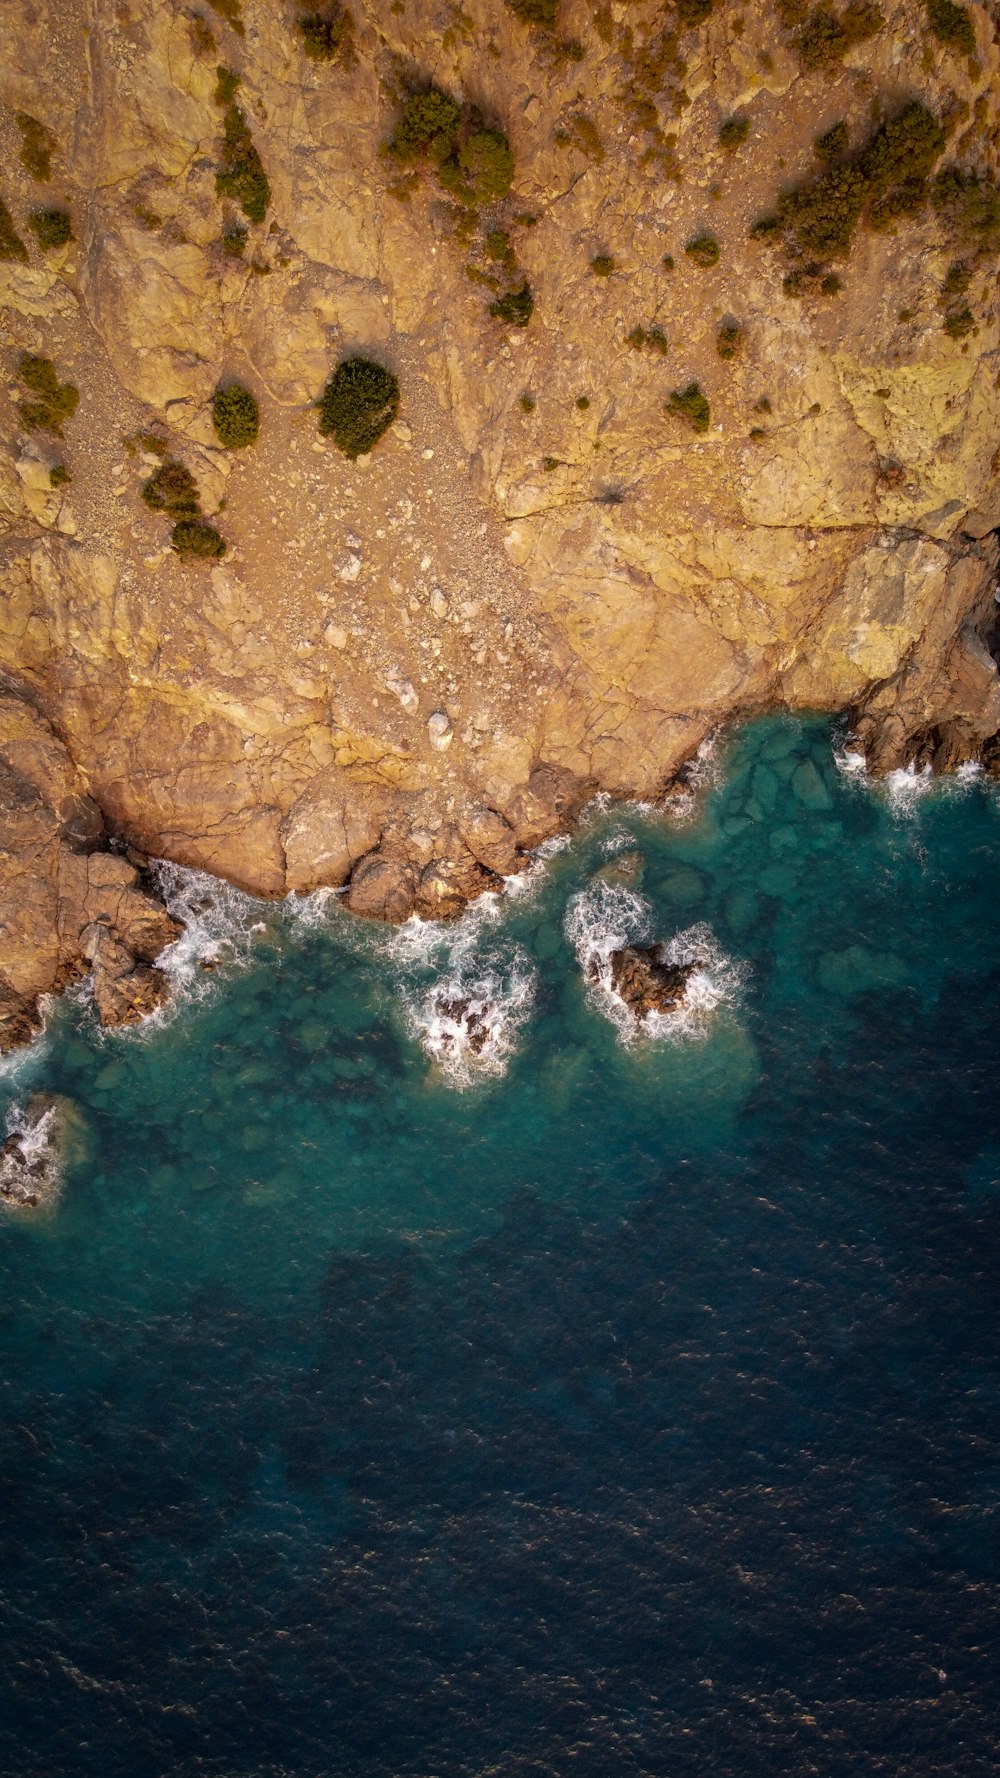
xmin=565 ymin=879 xmax=740 ymax=1045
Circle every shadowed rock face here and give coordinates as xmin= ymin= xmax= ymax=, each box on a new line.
xmin=1 ymin=0 xmax=1000 ymax=1039
xmin=0 ymin=693 xmax=180 ymax=1051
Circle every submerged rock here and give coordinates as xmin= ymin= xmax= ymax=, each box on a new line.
xmin=0 ymin=1093 xmax=89 ymax=1213
xmin=596 ymin=945 xmax=697 ymax=1021
xmin=431 ymin=993 xmax=492 ymax=1056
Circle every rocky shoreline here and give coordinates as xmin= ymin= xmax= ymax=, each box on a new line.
xmin=3 ymin=658 xmax=1000 ymax=1057
xmin=3 ymin=0 xmax=1000 ymax=1049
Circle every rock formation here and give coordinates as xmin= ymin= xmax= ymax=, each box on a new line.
xmin=600 ymin=944 xmax=697 ymax=1020
xmin=1 ymin=0 xmax=1000 ymax=1038
xmin=0 ymin=1092 xmax=90 ymax=1210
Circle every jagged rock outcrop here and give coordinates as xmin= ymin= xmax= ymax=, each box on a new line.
xmin=0 ymin=1092 xmax=90 ymax=1212
xmin=1 ymin=0 xmax=1000 ymax=1034
xmin=0 ymin=688 xmax=180 ymax=1049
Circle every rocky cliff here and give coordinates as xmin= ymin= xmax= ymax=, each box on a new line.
xmin=1 ymin=0 xmax=999 ymax=1041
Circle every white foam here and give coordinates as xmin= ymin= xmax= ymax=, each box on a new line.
xmin=502 ymin=833 xmax=571 ymax=903
xmin=565 ymin=880 xmax=742 ymax=1046
xmin=4 ymin=1098 xmax=57 ymax=1163
xmin=401 ymin=953 xmax=535 ymax=1088
xmin=283 ymin=884 xmax=348 ymax=933
xmin=143 ymin=861 xmax=270 ymax=1017
xmin=833 ymin=744 xmax=868 ymax=780
xmin=884 ymin=761 xmax=934 ymax=816
xmin=380 ymin=889 xmax=536 ymax=1086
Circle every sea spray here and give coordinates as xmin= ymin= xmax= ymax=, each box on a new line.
xmin=384 ymin=896 xmax=536 ymax=1086
xmin=565 ymin=878 xmax=742 ymax=1045
xmin=146 ymin=862 xmax=271 ymax=1016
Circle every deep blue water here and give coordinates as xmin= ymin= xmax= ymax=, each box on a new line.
xmin=2 ymin=716 xmax=999 ymax=1776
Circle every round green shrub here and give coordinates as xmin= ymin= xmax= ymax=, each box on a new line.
xmin=142 ymin=460 xmax=200 ymax=514
xmin=458 ymin=130 xmax=515 ymax=202
xmin=18 ymin=354 xmax=79 ymax=435
xmin=926 ymin=0 xmax=976 ymax=54
xmin=390 ymin=89 xmax=462 ymax=162
xmin=27 ymin=208 xmax=72 ymax=250
xmin=667 ymin=382 xmax=711 ymax=433
xmin=171 ymin=518 xmax=227 ymax=557
xmin=685 ymin=232 xmax=720 ymax=267
xmin=318 ymin=356 xmax=399 ymax=458
xmin=212 ymin=381 xmax=260 ymax=448
xmin=298 ymin=5 xmax=351 ymax=59
xmin=489 ymin=281 xmax=534 ymax=325
xmin=590 ymin=253 xmax=615 ymax=275
xmin=718 ymin=114 xmax=750 ymax=151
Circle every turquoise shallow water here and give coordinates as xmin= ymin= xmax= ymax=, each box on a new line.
xmin=2 ymin=716 xmax=999 ymax=1775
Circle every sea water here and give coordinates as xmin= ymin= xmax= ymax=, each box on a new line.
xmin=1 ymin=715 xmax=999 ymax=1776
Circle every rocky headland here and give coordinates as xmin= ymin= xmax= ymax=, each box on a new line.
xmin=1 ymin=0 xmax=999 ymax=1043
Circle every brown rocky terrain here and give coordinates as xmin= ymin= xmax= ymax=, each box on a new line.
xmin=1 ymin=0 xmax=999 ymax=1042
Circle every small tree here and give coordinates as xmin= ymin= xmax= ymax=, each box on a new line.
xmin=318 ymin=357 xmax=399 ymax=458
xmin=171 ymin=518 xmax=227 ymax=557
xmin=667 ymin=382 xmax=711 ymax=433
xmin=142 ymin=461 xmax=201 ymax=514
xmin=212 ymin=382 xmax=260 ymax=448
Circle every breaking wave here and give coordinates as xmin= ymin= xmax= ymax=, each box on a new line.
xmin=833 ymin=745 xmax=986 ymax=818
xmin=384 ymin=897 xmax=535 ymax=1087
xmin=143 ymin=862 xmax=271 ymax=1019
xmin=564 ymin=879 xmax=742 ymax=1045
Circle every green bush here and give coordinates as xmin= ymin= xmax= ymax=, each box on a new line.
xmin=298 ymin=5 xmax=352 ymax=60
xmin=716 ymin=319 xmax=744 ymax=359
xmin=214 ymin=65 xmax=240 ymax=105
xmin=667 ymin=381 xmax=711 ymax=433
xmin=794 ymin=2 xmax=883 ymax=69
xmin=765 ymin=101 xmax=945 ymax=263
xmin=216 ymin=106 xmax=270 ymax=223
xmin=941 ymin=259 xmax=971 ymax=295
xmin=49 ymin=463 xmax=70 ymax=488
xmin=685 ymin=232 xmax=720 ymax=266
xmin=485 ymin=228 xmax=511 ymax=261
xmin=590 ymin=253 xmax=615 ymax=275
xmin=212 ymin=382 xmax=260 ymax=448
xmin=15 ymin=113 xmax=54 ymax=181
xmin=0 ymin=198 xmax=28 ymax=263
xmin=926 ymin=0 xmax=976 ymax=53
xmin=389 ymin=88 xmax=461 ymax=161
xmin=718 ymin=114 xmax=750 ymax=151
xmin=207 ymin=0 xmax=245 ymax=35
xmin=931 ymin=165 xmax=1000 ymax=247
xmin=626 ymin=325 xmax=668 ymax=353
xmin=506 ymin=0 xmax=558 ymax=25
xmin=27 ymin=208 xmax=72 ymax=250
xmin=576 ymin=395 xmax=590 ymax=410
xmin=783 ymin=263 xmax=842 ymax=296
xmin=221 ymin=221 xmax=248 ymax=255
xmin=318 ymin=356 xmax=399 ymax=458
xmin=171 ymin=518 xmax=227 ymax=557
xmin=519 ymin=391 xmax=536 ymax=412
xmin=814 ymin=120 xmax=848 ymax=161
xmin=676 ymin=0 xmax=715 ymax=21
xmin=490 ymin=280 xmax=534 ymax=325
xmin=142 ymin=460 xmax=201 ymax=514
xmin=457 ymin=130 xmax=515 ymax=203
xmin=942 ymin=306 xmax=974 ymax=337
xmin=18 ymin=355 xmax=79 ymax=435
